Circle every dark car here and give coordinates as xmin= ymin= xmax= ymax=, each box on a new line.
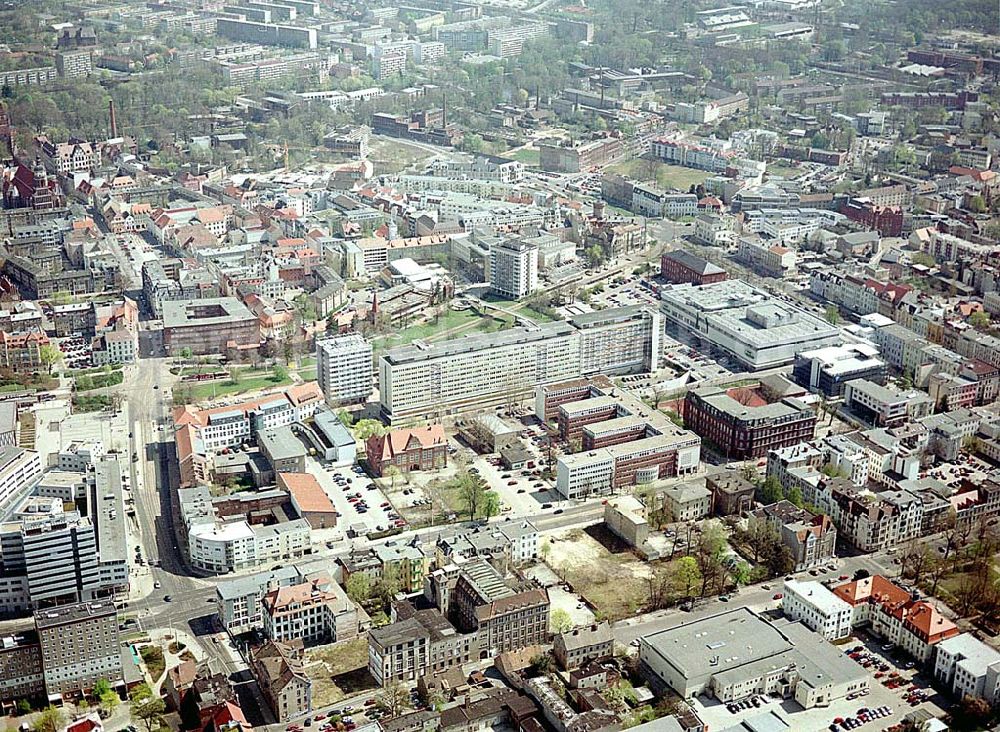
xmin=541 ymin=503 xmax=552 ymax=509
xmin=163 ymin=595 xmax=172 ymax=602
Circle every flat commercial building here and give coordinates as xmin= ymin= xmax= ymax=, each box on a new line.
xmin=162 ymin=297 xmax=259 ymax=356
xmin=0 ymin=447 xmax=43 ymax=514
xmin=35 ymin=601 xmax=122 ymax=697
xmin=934 ymin=633 xmax=1000 ymax=706
xmin=379 ymin=306 xmax=660 ymax=423
xmin=660 ymin=280 xmax=841 ymax=370
xmin=638 ymin=607 xmax=868 ymax=707
xmin=316 ymin=333 xmax=373 ymax=406
xmin=843 ymin=379 xmax=933 ymax=427
xmin=792 ymin=344 xmax=887 ymax=398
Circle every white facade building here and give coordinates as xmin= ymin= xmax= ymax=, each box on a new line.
xmin=782 ymin=579 xmax=852 ymax=640
xmin=317 ymin=334 xmax=373 ymax=406
xmin=489 ymin=239 xmax=539 ymax=300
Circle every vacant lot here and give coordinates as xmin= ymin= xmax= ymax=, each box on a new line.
xmin=369 ymin=138 xmax=434 ymax=175
xmin=305 ymin=637 xmax=375 ymax=708
xmin=607 ymin=158 xmax=709 ymax=191
xmin=544 ymin=526 xmax=654 ymax=621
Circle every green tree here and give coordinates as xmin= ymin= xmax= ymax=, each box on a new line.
xmin=354 ymin=418 xmax=387 ymax=440
xmin=179 ymin=347 xmax=193 ymax=360
xmin=32 ymin=706 xmax=65 ymax=732
xmin=824 ymin=305 xmax=840 ymax=325
xmin=759 ymin=476 xmax=784 ymax=504
xmin=272 ymin=363 xmax=289 ymax=382
xmin=585 ymin=245 xmax=605 ymax=268
xmin=130 ymin=684 xmax=166 ymax=732
xmin=16 ymin=699 xmax=31 ymax=714
xmin=337 ymin=408 xmax=355 ymax=426
xmin=550 ymin=607 xmax=574 ymax=633
xmin=786 ymin=485 xmax=803 ymax=507
xmin=673 ymin=555 xmax=701 ymax=601
xmin=39 ymin=344 xmax=63 ymax=375
xmin=374 ymin=564 xmax=402 ymax=607
xmin=346 ymin=573 xmax=373 ymax=605
xmin=482 ymin=490 xmax=501 ymax=519
xmin=969 ymin=311 xmax=991 ymax=329
xmin=968 ymin=195 xmax=987 ymax=214
xmin=455 ymin=470 xmax=490 ymax=520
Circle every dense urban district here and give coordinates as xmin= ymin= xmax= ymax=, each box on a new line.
xmin=0 ymin=1 xmax=997 ymax=732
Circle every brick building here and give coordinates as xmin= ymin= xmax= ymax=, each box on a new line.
xmin=660 ymin=249 xmax=727 ymax=286
xmin=366 ymin=425 xmax=448 ymax=477
xmin=684 ymin=385 xmax=816 ymax=460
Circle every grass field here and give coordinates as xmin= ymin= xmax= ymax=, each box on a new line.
xmin=504 ymin=147 xmax=540 ymax=166
xmin=185 ymin=368 xmax=293 ymax=402
xmin=305 ymin=638 xmax=375 ymax=708
xmin=607 ymin=158 xmax=709 ymax=191
xmin=766 ymin=164 xmax=802 ymax=179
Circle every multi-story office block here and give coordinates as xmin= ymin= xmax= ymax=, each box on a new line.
xmin=489 ymin=239 xmax=538 ymax=300
xmin=316 ymin=334 xmax=373 ymax=406
xmin=379 ymin=306 xmax=659 ymax=423
xmin=35 ymin=602 xmax=122 ymax=697
xmin=0 ymin=629 xmax=44 ymax=703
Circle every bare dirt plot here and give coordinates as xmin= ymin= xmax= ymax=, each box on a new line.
xmin=543 ymin=526 xmax=654 ymax=621
xmin=305 ymin=637 xmax=375 ymax=707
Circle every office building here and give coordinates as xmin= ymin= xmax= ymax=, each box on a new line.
xmin=0 ymin=447 xmax=42 ymax=514
xmin=792 ymin=344 xmax=887 ymax=398
xmin=35 ymin=601 xmax=122 ymax=698
xmin=489 ymin=239 xmax=538 ymax=300
xmin=638 ymin=608 xmax=868 ymax=707
xmin=843 ymin=379 xmax=933 ymax=427
xmin=549 ymin=379 xmax=701 ymax=498
xmin=661 ymin=280 xmax=841 ymax=370
xmin=684 ymin=385 xmax=816 ymax=460
xmin=0 ymin=509 xmax=101 ymax=608
xmin=216 ymin=566 xmax=301 ymax=635
xmin=316 ymin=333 xmax=373 ymax=406
xmin=934 ymin=634 xmax=1000 ymax=706
xmin=781 ymin=580 xmax=852 ymax=640
xmin=173 ymin=382 xmax=323 ymax=487
xmin=162 ymin=298 xmax=260 ymax=356
xmin=379 ymin=306 xmax=660 ymax=423
xmin=452 ymin=560 xmax=549 ymax=657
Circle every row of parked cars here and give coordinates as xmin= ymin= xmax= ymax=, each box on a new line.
xmin=831 ymin=705 xmax=893 ymax=730
xmin=725 ymin=695 xmax=767 ymax=714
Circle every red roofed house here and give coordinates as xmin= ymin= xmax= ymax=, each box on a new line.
xmin=61 ymin=714 xmax=103 ymax=732
xmin=833 ymin=575 xmax=958 ymax=661
xmin=366 ymin=425 xmax=447 ymax=477
xmin=278 ymin=472 xmax=337 ymax=529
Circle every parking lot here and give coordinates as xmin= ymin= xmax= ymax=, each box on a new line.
xmin=58 ymin=333 xmax=94 ymax=369
xmin=305 ymin=456 xmax=405 ymax=540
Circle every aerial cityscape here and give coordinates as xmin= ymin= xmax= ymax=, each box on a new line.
xmin=0 ymin=1 xmax=997 ymax=732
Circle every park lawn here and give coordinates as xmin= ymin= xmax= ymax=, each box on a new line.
xmin=607 ymin=159 xmax=709 ymax=191
xmin=298 ymin=367 xmax=318 ymax=382
xmin=305 ymin=638 xmax=376 ymax=708
xmin=187 ymin=369 xmax=292 ymax=401
xmin=140 ymin=645 xmax=166 ymax=682
xmin=376 ymin=308 xmax=485 ymax=347
xmin=518 ymin=304 xmax=558 ymax=323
